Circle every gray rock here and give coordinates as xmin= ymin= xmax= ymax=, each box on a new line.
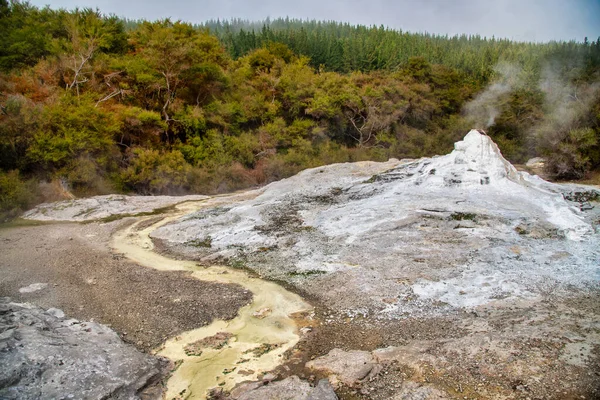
xmin=372 ymin=343 xmax=437 ymax=366
xmin=232 ymin=376 xmax=337 ymax=400
xmin=236 ymin=376 xmax=312 ymax=400
xmin=260 ymin=372 xmax=278 ymax=382
xmin=24 ymin=194 xmax=209 ymax=222
xmin=307 ymin=379 xmax=338 ymax=400
xmin=305 ymin=349 xmax=375 ymax=387
xmin=18 ymin=283 xmax=48 ymax=293
xmin=392 ymin=382 xmax=449 ymax=400
xmin=46 ymin=307 xmax=65 ymax=319
xmin=0 ymin=298 xmax=166 ymax=400
xmin=229 ymin=381 xmax=263 ymax=398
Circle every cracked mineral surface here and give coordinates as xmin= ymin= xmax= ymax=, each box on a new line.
xmin=151 ymin=130 xmax=600 ymax=318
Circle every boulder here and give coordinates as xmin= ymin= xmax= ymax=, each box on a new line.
xmin=0 ymin=298 xmax=166 ymax=400
xmin=305 ymin=349 xmax=375 ymax=387
xmin=234 ymin=376 xmax=337 ymax=400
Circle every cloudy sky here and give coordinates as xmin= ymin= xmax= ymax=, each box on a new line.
xmin=28 ymin=0 xmax=600 ymax=43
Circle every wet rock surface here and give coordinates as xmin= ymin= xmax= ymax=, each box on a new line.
xmin=22 ymin=194 xmax=208 ymax=222
xmin=0 ymin=298 xmax=167 ymax=400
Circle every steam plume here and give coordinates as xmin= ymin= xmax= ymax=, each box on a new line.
xmin=534 ymin=63 xmax=600 ymax=143
xmin=463 ymin=63 xmax=524 ymax=128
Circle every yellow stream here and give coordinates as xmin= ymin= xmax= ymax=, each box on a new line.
xmin=111 ymin=197 xmax=312 ymax=399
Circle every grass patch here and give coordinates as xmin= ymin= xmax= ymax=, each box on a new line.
xmin=257 ymin=245 xmax=278 ymax=252
xmin=449 ymin=212 xmax=477 ymax=221
xmin=363 ymin=174 xmax=381 ymax=184
xmin=288 ymin=269 xmax=327 ymax=277
xmin=563 ymin=190 xmax=600 ymax=203
xmin=243 ymin=343 xmax=280 ymax=357
xmin=73 ymin=206 xmax=99 ymax=218
xmin=0 ymin=218 xmax=58 ymax=229
xmin=228 ymin=258 xmax=248 ymax=269
xmin=185 ymin=236 xmax=212 ymax=248
xmin=94 ymin=205 xmax=175 ymax=223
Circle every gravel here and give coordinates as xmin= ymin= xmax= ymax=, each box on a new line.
xmin=0 ymin=220 xmax=252 ymax=352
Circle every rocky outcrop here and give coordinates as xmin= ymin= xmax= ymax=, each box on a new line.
xmin=304 ymin=347 xmax=451 ymax=398
xmin=151 ymin=130 xmax=600 ymax=317
xmin=0 ymin=298 xmax=166 ymax=400
xmin=23 ymin=194 xmax=208 ymax=222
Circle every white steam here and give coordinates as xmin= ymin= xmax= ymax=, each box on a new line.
xmin=534 ymin=63 xmax=600 ymax=142
xmin=464 ymin=59 xmax=599 ymax=135
xmin=463 ymin=63 xmax=524 ymax=128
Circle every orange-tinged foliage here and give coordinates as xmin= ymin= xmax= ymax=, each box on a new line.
xmin=0 ymin=3 xmax=599 ymax=214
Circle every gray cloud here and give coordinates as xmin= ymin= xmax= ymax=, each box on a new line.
xmin=29 ymin=0 xmax=600 ymax=42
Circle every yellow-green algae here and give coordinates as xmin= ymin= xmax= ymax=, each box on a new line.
xmin=111 ymin=197 xmax=312 ymax=399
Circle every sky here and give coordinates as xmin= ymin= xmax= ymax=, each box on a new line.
xmin=28 ymin=0 xmax=600 ymax=43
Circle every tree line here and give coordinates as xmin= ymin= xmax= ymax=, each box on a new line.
xmin=196 ymin=18 xmax=600 ymax=81
xmin=1 ymin=1 xmax=599 ymax=219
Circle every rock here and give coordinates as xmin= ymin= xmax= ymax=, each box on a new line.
xmin=392 ymin=381 xmax=450 ymax=400
xmin=236 ymin=376 xmax=311 ymax=399
xmin=233 ymin=376 xmax=337 ymax=400
xmin=229 ymin=381 xmax=263 ymax=398
xmin=305 ymin=349 xmax=375 ymax=387
xmin=372 ymin=346 xmax=406 ymax=364
xmin=0 ymin=298 xmax=166 ymax=400
xmin=23 ymin=194 xmax=209 ymax=222
xmin=372 ymin=343 xmax=437 ymax=374
xmin=18 ymin=283 xmax=48 ymax=293
xmin=261 ymin=372 xmax=278 ymax=382
xmin=151 ymin=130 xmax=599 ymax=316
xmin=207 ymin=387 xmax=225 ymax=398
xmin=46 ymin=308 xmax=65 ymax=319
xmin=184 ymin=331 xmax=234 ymax=356
xmin=252 ymin=307 xmax=272 ymax=319
xmin=307 ymin=379 xmax=338 ymax=400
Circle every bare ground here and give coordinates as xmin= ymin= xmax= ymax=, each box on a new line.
xmin=276 ymin=294 xmax=600 ymax=400
xmin=0 ymin=219 xmax=252 ymax=352
xmin=152 ymin=228 xmax=600 ymax=399
xmin=2 ymin=218 xmax=599 ymax=399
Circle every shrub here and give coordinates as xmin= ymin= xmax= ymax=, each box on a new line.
xmin=119 ymin=148 xmax=191 ymax=194
xmin=178 ymin=129 xmax=232 ymax=167
xmin=26 ymin=94 xmax=120 ymax=173
xmin=0 ymin=170 xmax=38 ymax=220
xmin=543 ymin=128 xmax=599 ymax=179
xmin=64 ymin=155 xmax=115 ymax=196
